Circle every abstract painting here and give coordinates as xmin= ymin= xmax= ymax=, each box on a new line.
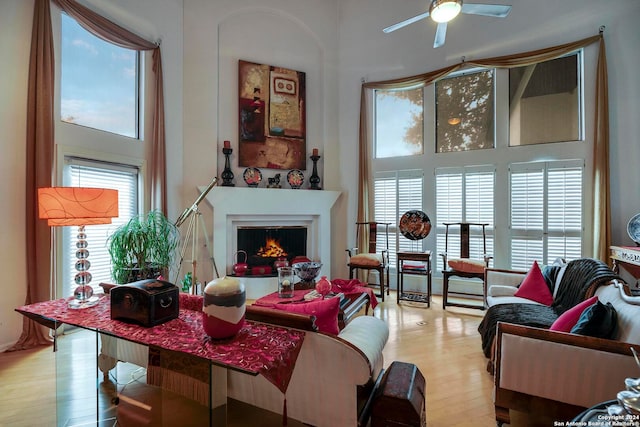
xmin=238 ymin=60 xmax=306 ymax=170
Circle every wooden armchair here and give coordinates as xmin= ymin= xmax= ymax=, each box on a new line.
xmin=440 ymin=222 xmax=491 ymax=309
xmin=346 ymin=222 xmax=390 ymax=301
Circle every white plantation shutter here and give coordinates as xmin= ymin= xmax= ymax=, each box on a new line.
xmin=547 ymin=165 xmax=583 ymax=262
xmin=510 ymin=160 xmax=583 ymax=269
xmin=435 ymin=172 xmax=462 ymax=225
xmin=374 ymin=170 xmax=424 ymax=268
xmin=63 ymin=158 xmax=140 ymax=296
xmin=510 ymin=165 xmax=544 ymax=270
xmin=436 ymin=167 xmax=495 ymax=272
xmin=436 ymin=172 xmax=462 ymax=271
xmin=397 ymin=174 xmax=425 ymax=256
xmin=465 ymin=171 xmax=495 ymax=262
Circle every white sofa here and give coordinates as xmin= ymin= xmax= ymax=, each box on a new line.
xmin=99 ymin=306 xmax=389 ymax=427
xmin=484 ymin=266 xmax=640 ymax=424
xmin=228 ymin=312 xmax=388 ymax=426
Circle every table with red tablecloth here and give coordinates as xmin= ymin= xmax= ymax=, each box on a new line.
xmin=253 ymin=279 xmax=378 ymax=310
xmin=16 ymin=293 xmax=304 ymax=403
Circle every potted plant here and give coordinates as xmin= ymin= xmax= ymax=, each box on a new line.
xmin=108 ymin=210 xmax=180 ymax=284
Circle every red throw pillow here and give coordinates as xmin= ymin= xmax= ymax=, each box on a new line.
xmin=550 ymin=296 xmax=598 ymax=332
xmin=275 ymin=297 xmax=340 ymax=335
xmin=513 ymin=261 xmax=553 ymax=306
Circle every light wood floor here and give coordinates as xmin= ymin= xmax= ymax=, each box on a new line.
xmin=0 ymin=293 xmax=550 ymax=426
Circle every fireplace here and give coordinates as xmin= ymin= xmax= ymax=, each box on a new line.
xmin=203 ymin=186 xmax=341 ymax=298
xmin=236 ymin=226 xmax=308 ymax=276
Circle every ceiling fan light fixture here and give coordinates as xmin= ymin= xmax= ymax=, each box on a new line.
xmin=430 ymin=0 xmax=462 ymax=23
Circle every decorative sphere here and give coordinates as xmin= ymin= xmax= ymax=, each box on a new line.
xmin=74 ymin=271 xmax=92 ymax=285
xmin=74 ymin=284 xmax=93 ymax=300
xmin=76 ymin=248 xmax=89 ymax=259
xmin=202 ymin=276 xmax=246 ymax=339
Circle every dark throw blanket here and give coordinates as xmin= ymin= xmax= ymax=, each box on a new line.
xmin=478 ymin=304 xmax=557 ymax=357
xmin=478 ymin=258 xmax=619 ymax=358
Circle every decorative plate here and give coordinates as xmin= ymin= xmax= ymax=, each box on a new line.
xmin=628 ymin=213 xmax=640 ymax=245
xmin=287 ymin=169 xmax=304 ymax=189
xmin=243 ymin=167 xmax=262 ymax=187
xmin=399 ymin=210 xmax=432 ymax=240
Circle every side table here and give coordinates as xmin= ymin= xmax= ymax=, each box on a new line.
xmin=397 ymin=251 xmax=432 ymax=307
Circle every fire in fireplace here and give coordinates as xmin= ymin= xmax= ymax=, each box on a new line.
xmin=236 ymin=226 xmax=308 ymax=276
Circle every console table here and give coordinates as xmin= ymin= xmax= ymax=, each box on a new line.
xmin=397 ymin=251 xmax=432 ymax=306
xmin=610 ymin=246 xmax=640 ymax=291
xmin=16 ymin=294 xmax=304 ymax=426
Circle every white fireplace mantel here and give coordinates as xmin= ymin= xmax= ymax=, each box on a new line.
xmin=202 ymin=186 xmax=340 ymax=298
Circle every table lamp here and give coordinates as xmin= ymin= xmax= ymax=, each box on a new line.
xmin=38 ymin=187 xmax=118 ymax=309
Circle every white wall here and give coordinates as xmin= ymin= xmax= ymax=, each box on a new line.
xmin=0 ymin=0 xmax=33 ymax=351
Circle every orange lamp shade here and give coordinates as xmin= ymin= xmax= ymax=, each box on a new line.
xmin=38 ymin=187 xmax=119 ymax=226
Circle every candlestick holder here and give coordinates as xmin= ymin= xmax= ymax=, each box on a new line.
xmin=221 ymin=147 xmax=235 ymax=186
xmin=309 ymin=154 xmax=321 ymax=190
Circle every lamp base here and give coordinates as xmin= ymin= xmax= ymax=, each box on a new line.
xmin=68 ymin=295 xmax=100 ymax=309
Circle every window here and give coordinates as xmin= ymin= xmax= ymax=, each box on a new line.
xmin=374 ymin=171 xmax=424 ymax=268
xmin=436 ymin=167 xmax=495 ymax=271
xmin=61 ymin=158 xmax=140 ymax=297
xmin=369 ymin=47 xmax=589 ymax=275
xmin=61 ymin=13 xmax=140 ymax=138
xmin=510 ymin=160 xmax=583 ymax=269
xmin=436 ymin=69 xmax=494 ymax=152
xmin=375 ymin=88 xmax=424 ymax=158
xmin=509 ymin=53 xmax=582 ymax=146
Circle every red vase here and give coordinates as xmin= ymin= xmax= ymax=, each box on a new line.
xmin=316 ymin=275 xmax=332 ymax=298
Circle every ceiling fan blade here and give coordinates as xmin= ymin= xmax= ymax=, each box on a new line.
xmin=461 ymin=3 xmax=512 ymax=18
xmin=383 ymin=11 xmax=430 ymax=33
xmin=434 ymin=22 xmax=447 ymax=48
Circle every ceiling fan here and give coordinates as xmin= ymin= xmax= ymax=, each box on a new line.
xmin=383 ymin=0 xmax=512 ymax=48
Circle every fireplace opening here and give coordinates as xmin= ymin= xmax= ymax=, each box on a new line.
xmin=236 ymin=226 xmax=308 ymax=276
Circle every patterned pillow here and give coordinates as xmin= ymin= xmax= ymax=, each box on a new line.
xmin=514 ymin=261 xmax=554 ymax=306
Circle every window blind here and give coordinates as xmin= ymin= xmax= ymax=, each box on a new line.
xmin=63 ymin=158 xmax=140 ymax=296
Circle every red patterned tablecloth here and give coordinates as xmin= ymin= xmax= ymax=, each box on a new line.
xmin=253 ymin=279 xmax=378 ymax=309
xmin=16 ymin=293 xmax=304 ymax=394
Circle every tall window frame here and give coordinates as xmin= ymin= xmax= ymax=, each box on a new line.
xmin=367 ymin=45 xmax=595 ymax=276
xmin=60 ymin=12 xmax=142 ymax=139
xmin=52 ymin=7 xmax=149 ymax=299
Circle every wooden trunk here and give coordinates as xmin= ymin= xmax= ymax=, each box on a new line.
xmin=371 ymin=361 xmax=426 ymax=427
